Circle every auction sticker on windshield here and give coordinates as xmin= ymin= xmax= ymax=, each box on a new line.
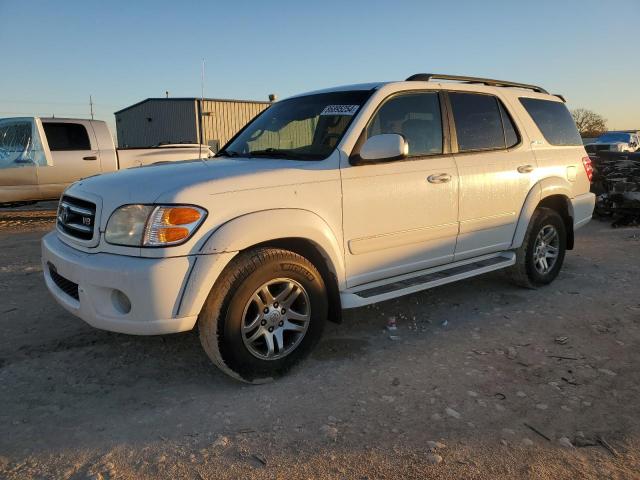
xmin=320 ymin=105 xmax=360 ymax=116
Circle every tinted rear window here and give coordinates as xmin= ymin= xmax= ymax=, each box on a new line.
xmin=519 ymin=98 xmax=582 ymax=146
xmin=43 ymin=123 xmax=91 ymax=151
xmin=449 ymin=93 xmax=507 ymax=151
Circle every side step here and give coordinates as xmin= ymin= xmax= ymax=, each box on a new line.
xmin=340 ymin=252 xmax=516 ymax=308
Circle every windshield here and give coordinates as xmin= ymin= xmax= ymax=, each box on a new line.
xmin=0 ymin=118 xmax=49 ymax=168
xmin=219 ymin=90 xmax=373 ymax=160
xmin=596 ymin=133 xmax=631 ymax=143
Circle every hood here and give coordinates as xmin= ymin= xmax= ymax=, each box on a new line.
xmin=68 ymin=157 xmax=305 ymax=204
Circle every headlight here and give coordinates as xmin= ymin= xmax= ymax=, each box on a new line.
xmin=105 ymin=204 xmax=207 ymax=247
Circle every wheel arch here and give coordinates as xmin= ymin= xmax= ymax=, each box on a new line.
xmin=194 ymin=209 xmax=345 ymax=323
xmin=246 ymin=237 xmax=343 ymax=323
xmin=511 ymin=178 xmax=575 ymax=250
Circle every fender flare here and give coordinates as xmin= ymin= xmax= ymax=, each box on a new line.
xmin=511 ymin=177 xmax=574 ymax=249
xmin=199 ymin=208 xmax=346 ymax=287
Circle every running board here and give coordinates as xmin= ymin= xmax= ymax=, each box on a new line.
xmin=340 ymin=252 xmax=516 ymax=308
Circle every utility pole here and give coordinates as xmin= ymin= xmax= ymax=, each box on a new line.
xmin=89 ymin=95 xmax=94 ymax=120
xmin=199 ymin=59 xmax=205 ymax=160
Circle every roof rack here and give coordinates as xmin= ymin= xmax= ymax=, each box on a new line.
xmin=405 ymin=73 xmax=549 ymax=94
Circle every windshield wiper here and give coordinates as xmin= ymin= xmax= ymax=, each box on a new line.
xmin=216 ymin=150 xmax=242 ymax=158
xmin=248 ymin=148 xmax=299 ymax=159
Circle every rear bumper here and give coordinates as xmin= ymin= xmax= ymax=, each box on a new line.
xmin=42 ymin=232 xmax=199 ymax=335
xmin=572 ymin=192 xmax=595 ymax=230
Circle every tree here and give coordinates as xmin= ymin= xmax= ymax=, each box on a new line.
xmin=571 ymin=109 xmax=607 ymax=138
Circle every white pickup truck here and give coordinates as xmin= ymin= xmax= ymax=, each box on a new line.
xmin=0 ymin=117 xmax=213 ymax=205
xmin=42 ymin=74 xmax=595 ymax=383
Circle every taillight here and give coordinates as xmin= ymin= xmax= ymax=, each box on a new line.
xmin=582 ymin=156 xmax=593 ymax=182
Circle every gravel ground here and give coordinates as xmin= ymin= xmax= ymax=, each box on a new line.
xmin=0 ymin=205 xmax=639 ymax=479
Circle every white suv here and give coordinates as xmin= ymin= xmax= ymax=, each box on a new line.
xmin=42 ymin=74 xmax=595 ymax=382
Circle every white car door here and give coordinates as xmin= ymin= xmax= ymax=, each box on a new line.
xmin=37 ymin=120 xmax=102 ymax=199
xmin=341 ymin=91 xmax=459 ymax=287
xmin=448 ymin=91 xmax=537 ymax=261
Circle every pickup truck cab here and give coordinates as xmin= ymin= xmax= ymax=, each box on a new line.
xmin=42 ymin=74 xmax=595 ymax=382
xmin=0 ymin=117 xmax=213 ymax=205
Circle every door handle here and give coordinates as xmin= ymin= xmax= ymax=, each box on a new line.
xmin=83 ymin=155 xmax=98 ymax=161
xmin=427 ymin=173 xmax=452 ymax=184
xmin=517 ymin=164 xmax=534 ymax=173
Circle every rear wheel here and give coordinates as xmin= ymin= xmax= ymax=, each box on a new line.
xmin=508 ymin=207 xmax=567 ymax=288
xmin=198 ymin=247 xmax=327 ymax=383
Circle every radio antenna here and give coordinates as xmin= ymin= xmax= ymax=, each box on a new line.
xmin=199 ymin=58 xmax=206 ymax=164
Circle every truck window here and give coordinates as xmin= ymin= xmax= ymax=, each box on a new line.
xmin=42 ymin=123 xmax=91 ymax=151
xmin=519 ymin=98 xmax=582 ymax=146
xmin=449 ymin=93 xmax=510 ymax=152
xmin=0 ymin=118 xmax=49 ymax=168
xmin=366 ymin=92 xmax=443 ymax=156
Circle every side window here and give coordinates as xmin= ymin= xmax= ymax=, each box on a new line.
xmin=498 ymin=101 xmax=519 ymax=148
xmin=449 ymin=93 xmax=506 ymax=151
xmin=42 ymin=123 xmax=91 ymax=151
xmin=366 ymin=92 xmax=443 ymax=156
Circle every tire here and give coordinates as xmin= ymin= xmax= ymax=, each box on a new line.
xmin=508 ymin=207 xmax=567 ymax=288
xmin=198 ymin=247 xmax=327 ymax=383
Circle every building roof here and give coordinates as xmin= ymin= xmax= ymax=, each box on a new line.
xmin=114 ymin=97 xmax=271 ymax=115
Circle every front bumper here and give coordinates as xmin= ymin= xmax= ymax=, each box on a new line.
xmin=42 ymin=232 xmax=200 ymax=335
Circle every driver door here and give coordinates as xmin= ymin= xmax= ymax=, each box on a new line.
xmin=341 ymin=91 xmax=459 ymax=287
xmin=0 ymin=118 xmax=51 ymax=203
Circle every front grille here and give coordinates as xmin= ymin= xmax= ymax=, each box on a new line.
xmin=48 ymin=263 xmax=79 ymax=300
xmin=57 ymin=195 xmax=96 ymax=241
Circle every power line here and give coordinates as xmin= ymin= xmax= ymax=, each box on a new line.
xmin=0 ymin=99 xmax=121 ymax=107
xmin=0 ymin=111 xmax=100 ymax=118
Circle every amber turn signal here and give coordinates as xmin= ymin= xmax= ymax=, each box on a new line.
xmin=162 ymin=207 xmax=202 ymax=226
xmin=157 ymin=226 xmax=190 ymax=243
xmin=143 ymin=205 xmax=207 ymax=246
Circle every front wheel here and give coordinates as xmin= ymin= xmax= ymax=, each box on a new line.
xmin=198 ymin=248 xmax=327 ymax=383
xmin=508 ymin=207 xmax=567 ymax=288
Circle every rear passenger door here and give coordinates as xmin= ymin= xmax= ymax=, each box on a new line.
xmin=37 ymin=120 xmax=102 ymax=199
xmin=448 ymin=91 xmax=537 ymax=261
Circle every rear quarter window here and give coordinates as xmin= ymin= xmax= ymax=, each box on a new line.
xmin=519 ymin=98 xmax=582 ymax=146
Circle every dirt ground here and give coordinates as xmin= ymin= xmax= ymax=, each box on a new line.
xmin=1 ymin=204 xmax=639 ymax=480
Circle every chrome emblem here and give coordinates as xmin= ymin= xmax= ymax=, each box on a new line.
xmin=60 ymin=205 xmax=71 ymax=224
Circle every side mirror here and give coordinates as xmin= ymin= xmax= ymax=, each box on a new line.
xmin=353 ymin=134 xmax=408 ymax=164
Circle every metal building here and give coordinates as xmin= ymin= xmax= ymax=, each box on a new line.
xmin=114 ymin=97 xmax=271 ymax=150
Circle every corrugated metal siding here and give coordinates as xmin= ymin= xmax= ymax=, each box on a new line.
xmin=115 ymin=100 xmax=197 ymax=148
xmin=200 ymin=100 xmax=269 ymax=149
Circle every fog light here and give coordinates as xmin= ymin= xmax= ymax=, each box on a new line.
xmin=111 ymin=289 xmax=131 ymax=314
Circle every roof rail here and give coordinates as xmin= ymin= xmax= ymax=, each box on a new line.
xmin=405 ymin=73 xmax=549 ymax=94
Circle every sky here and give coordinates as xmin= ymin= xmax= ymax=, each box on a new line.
xmin=0 ymin=0 xmax=638 ymax=134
